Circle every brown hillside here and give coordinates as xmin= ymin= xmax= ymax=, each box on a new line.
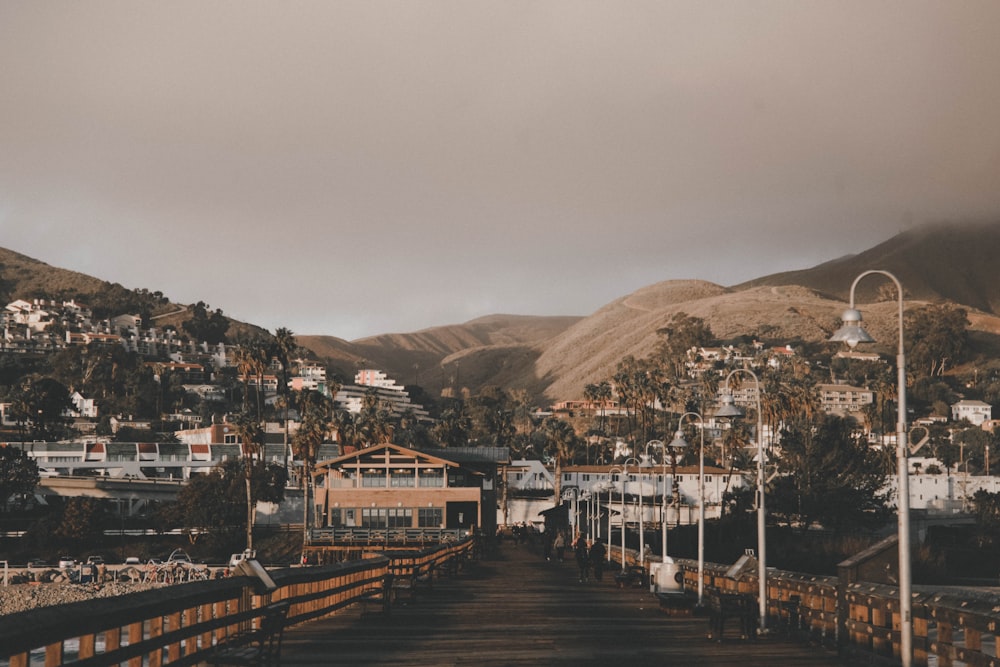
xmin=7 ymin=221 xmax=1000 ymax=407
xmin=738 ymin=221 xmax=1000 ymax=313
xmin=296 ymin=315 xmax=581 ymax=390
xmin=0 ymin=248 xmax=109 ymax=301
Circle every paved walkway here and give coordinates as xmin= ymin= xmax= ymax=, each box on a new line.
xmin=280 ymin=540 xmax=849 ymax=666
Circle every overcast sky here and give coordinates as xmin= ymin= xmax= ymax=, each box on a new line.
xmin=2 ymin=2 xmax=1000 ymax=340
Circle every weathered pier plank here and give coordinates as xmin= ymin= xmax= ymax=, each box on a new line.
xmin=280 ymin=541 xmax=849 ymax=666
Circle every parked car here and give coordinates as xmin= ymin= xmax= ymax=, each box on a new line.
xmin=86 ymin=555 xmax=105 ymax=565
xmin=124 ymin=556 xmax=141 ymax=565
xmin=26 ymin=559 xmax=50 ymax=569
xmin=57 ymin=556 xmax=76 ymax=569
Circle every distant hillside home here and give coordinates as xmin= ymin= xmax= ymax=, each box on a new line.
xmin=288 ymin=361 xmax=328 ymax=393
xmin=817 ymin=383 xmax=874 ymax=416
xmin=333 ymin=370 xmax=431 ymax=421
xmin=68 ymin=391 xmax=98 ymax=419
xmin=110 ymin=314 xmax=142 ymax=333
xmin=952 ymin=400 xmax=992 ymax=426
xmin=182 ymin=384 xmax=226 ymax=402
xmin=834 ymin=350 xmax=883 ymax=363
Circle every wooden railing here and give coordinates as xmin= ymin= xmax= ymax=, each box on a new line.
xmin=610 ymin=546 xmax=1000 ymax=667
xmin=0 ymin=538 xmax=476 ymax=667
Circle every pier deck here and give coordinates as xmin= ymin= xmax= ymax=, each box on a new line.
xmin=279 ymin=540 xmax=849 ymax=666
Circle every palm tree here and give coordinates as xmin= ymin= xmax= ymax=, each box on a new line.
xmin=541 ymin=417 xmax=581 ymax=502
xmin=434 ymin=406 xmax=470 ymax=448
xmin=230 ymin=345 xmax=255 ymax=413
xmin=231 ymin=412 xmax=264 ymax=551
xmin=331 ymin=409 xmax=358 ymax=453
xmin=595 ymin=381 xmax=612 ymax=437
xmin=232 ymin=338 xmax=270 ymax=418
xmin=291 ymin=389 xmax=333 ymax=542
xmin=272 ymin=327 xmax=298 ymax=467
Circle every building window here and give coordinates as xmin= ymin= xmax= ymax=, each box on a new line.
xmin=391 ymin=470 xmax=415 ymax=487
xmin=582 ymin=474 xmax=590 ymax=481
xmin=387 ymin=508 xmax=412 ymax=528
xmin=418 ymin=508 xmax=442 ymax=527
xmin=329 ymin=509 xmax=342 ymax=528
xmin=361 ymin=508 xmax=387 ymax=528
xmin=419 ymin=469 xmax=444 ymax=487
xmin=224 ymin=434 xmax=238 ymax=444
xmin=362 ymin=471 xmax=386 ymax=487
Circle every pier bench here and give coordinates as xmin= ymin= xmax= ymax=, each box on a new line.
xmin=207 ymin=600 xmax=290 ymax=666
xmin=706 ymin=590 xmax=757 ymax=641
xmin=391 ymin=562 xmax=434 ymax=602
xmin=360 ymin=573 xmax=395 ymax=618
xmin=614 ymin=565 xmax=646 ymax=589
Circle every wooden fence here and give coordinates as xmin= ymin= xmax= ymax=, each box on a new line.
xmin=0 ymin=538 xmax=475 ymax=667
xmin=609 ymin=545 xmax=1000 ymax=667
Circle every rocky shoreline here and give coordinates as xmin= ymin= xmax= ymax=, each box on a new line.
xmin=0 ymin=580 xmax=159 ymax=616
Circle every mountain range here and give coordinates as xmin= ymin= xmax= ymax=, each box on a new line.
xmin=4 ymin=221 xmax=1000 ymax=404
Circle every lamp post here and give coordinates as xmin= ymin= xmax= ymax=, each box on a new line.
xmin=607 ymin=466 xmax=621 ymax=564
xmin=668 ymin=412 xmax=705 ymax=606
xmin=621 ymin=457 xmax=639 ymax=572
xmin=715 ymin=368 xmax=767 ymax=633
xmin=645 ymin=440 xmax=668 ymax=560
xmin=830 ymin=269 xmax=911 ymax=667
xmin=634 ymin=459 xmax=647 ymax=567
xmin=607 ymin=466 xmax=625 ymax=563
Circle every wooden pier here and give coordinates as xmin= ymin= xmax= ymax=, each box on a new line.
xmin=279 ymin=540 xmax=849 ymax=666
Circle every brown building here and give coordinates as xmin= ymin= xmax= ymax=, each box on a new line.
xmin=313 ymin=443 xmax=492 ymax=534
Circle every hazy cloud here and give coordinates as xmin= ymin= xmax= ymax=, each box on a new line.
xmin=2 ymin=2 xmax=1000 ymax=339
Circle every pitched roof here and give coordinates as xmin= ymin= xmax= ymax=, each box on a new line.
xmin=316 ymin=442 xmax=467 ymax=471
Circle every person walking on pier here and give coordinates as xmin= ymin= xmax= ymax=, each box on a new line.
xmin=589 ymin=540 xmax=606 ymax=582
xmin=575 ymin=536 xmax=591 ymax=582
xmin=553 ymin=531 xmax=566 ymax=562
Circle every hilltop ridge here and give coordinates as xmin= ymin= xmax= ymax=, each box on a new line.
xmin=4 ymin=221 xmax=1000 ymax=404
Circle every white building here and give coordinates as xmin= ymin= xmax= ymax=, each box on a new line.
xmin=817 ymin=383 xmax=874 ymax=416
xmin=951 ymin=400 xmax=992 ymax=426
xmin=498 ymin=460 xmax=747 ymax=529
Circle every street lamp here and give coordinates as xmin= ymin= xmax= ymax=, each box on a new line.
xmin=621 ymin=457 xmax=639 ymax=572
xmin=607 ymin=466 xmax=622 ymax=564
xmin=830 ymin=269 xmax=912 ymax=667
xmin=645 ymin=440 xmax=668 ymax=560
xmin=669 ymin=412 xmax=705 ymax=606
xmin=715 ymin=368 xmax=767 ymax=633
xmin=563 ymin=487 xmax=580 ymax=539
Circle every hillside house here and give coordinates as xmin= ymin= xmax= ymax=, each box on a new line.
xmin=952 ymin=400 xmax=992 ymax=426
xmin=817 ymin=383 xmax=874 ymax=416
xmin=68 ymin=391 xmax=98 ymax=419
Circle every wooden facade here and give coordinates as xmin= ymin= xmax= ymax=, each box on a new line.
xmin=313 ymin=444 xmax=488 ymax=536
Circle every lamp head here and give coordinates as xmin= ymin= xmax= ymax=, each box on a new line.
xmin=714 ymin=392 xmax=745 ymax=419
xmin=830 ymin=307 xmax=875 ymax=349
xmin=668 ymin=429 xmax=688 ymax=450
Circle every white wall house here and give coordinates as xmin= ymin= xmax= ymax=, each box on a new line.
xmin=951 ymin=400 xmax=992 ymax=426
